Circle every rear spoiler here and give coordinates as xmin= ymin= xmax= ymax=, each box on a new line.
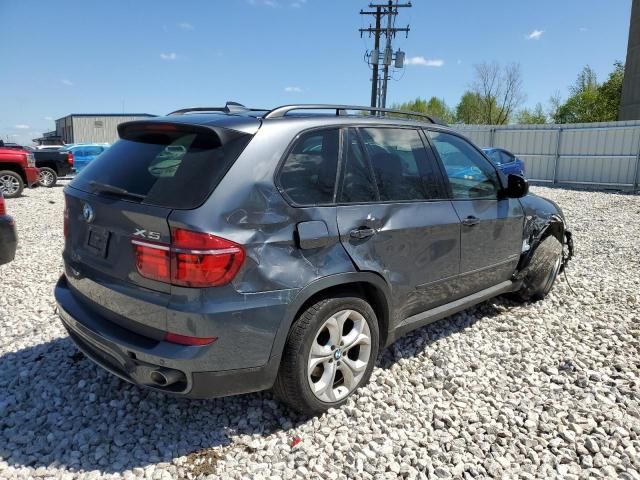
xmin=117 ymin=121 xmax=251 ymax=144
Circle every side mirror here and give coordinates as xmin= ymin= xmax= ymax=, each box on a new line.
xmin=506 ymin=174 xmax=529 ymax=198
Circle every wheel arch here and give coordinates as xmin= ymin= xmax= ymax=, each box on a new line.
xmin=0 ymin=164 xmax=27 ymax=184
xmin=269 ymin=272 xmax=393 ymax=360
xmin=540 ymin=215 xmax=564 ymax=241
xmin=517 ymin=214 xmax=566 ymax=274
xmin=38 ymin=162 xmax=58 ymax=174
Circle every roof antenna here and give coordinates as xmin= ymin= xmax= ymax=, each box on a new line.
xmin=224 ymin=101 xmax=248 ymax=113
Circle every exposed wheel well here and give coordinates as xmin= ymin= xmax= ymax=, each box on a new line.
xmin=293 ymin=281 xmax=391 ymax=348
xmin=543 ymin=220 xmax=564 ymax=243
xmin=0 ymin=164 xmax=26 ymax=183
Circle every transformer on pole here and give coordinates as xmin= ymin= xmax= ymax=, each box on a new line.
xmin=359 ymin=1 xmax=411 ymax=110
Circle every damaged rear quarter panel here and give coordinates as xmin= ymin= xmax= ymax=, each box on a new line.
xmin=169 ymin=120 xmax=357 ymax=294
xmin=165 ymin=121 xmax=358 ymax=368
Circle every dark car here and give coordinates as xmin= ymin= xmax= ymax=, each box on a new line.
xmin=483 ymin=147 xmax=525 ymax=176
xmin=0 ymin=192 xmax=17 ymax=265
xmin=33 ymin=148 xmax=74 ymax=187
xmin=55 ymin=103 xmax=573 ymax=414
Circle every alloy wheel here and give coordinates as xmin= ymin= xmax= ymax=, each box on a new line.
xmin=39 ymin=169 xmax=55 ymax=187
xmin=0 ymin=174 xmax=20 ymax=196
xmin=307 ymin=309 xmax=372 ymax=402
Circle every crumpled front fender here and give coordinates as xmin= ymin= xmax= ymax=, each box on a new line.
xmin=515 ymin=193 xmax=574 ymax=279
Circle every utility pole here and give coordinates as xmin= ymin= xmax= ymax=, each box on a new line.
xmin=359 ymin=1 xmax=411 ymax=110
xmin=367 ymin=6 xmax=382 ymax=110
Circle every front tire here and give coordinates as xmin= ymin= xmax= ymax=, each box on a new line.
xmin=0 ymin=171 xmax=24 ymax=198
xmin=512 ymin=235 xmax=563 ymax=302
xmin=274 ymin=294 xmax=379 ymax=415
xmin=38 ymin=167 xmax=57 ymax=187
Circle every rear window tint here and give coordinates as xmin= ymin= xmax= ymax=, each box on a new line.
xmin=360 ymin=128 xmax=438 ymax=201
xmin=70 ymin=126 xmax=251 ymax=209
xmin=278 ymin=129 xmax=339 ymax=205
xmin=340 ymin=129 xmax=377 ymax=203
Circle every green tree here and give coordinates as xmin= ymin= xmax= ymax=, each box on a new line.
xmin=553 ymin=62 xmax=624 ymax=123
xmin=572 ymin=65 xmax=599 ymax=95
xmin=455 ymin=91 xmax=484 ymax=124
xmin=517 ymin=103 xmax=547 ymax=124
xmin=391 ymin=97 xmax=455 ymax=123
xmin=598 ymin=61 xmax=625 ymax=121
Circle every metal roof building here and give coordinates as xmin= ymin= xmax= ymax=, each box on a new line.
xmin=45 ymin=113 xmax=155 ymax=145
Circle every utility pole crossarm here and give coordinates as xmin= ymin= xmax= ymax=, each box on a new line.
xmin=358 ymin=27 xmax=410 ymax=34
xmin=368 ymin=2 xmax=412 ymax=7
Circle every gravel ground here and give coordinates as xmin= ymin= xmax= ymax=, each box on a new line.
xmin=0 ymin=183 xmax=639 ymax=480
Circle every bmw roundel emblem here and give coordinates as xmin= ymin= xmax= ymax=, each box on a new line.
xmin=82 ymin=203 xmax=95 ymax=223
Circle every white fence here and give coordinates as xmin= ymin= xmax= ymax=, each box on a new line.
xmin=454 ymin=120 xmax=640 ymax=190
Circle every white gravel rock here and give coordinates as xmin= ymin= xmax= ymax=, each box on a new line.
xmin=0 ymin=184 xmax=639 ymax=479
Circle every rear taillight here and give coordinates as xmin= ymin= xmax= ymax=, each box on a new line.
xmin=132 ymin=240 xmax=170 ymax=283
xmin=171 ymin=229 xmax=245 ymax=287
xmin=132 ymin=228 xmax=245 ymax=288
xmin=67 ymin=152 xmax=74 ymax=166
xmin=26 ymin=153 xmax=36 ymax=167
xmin=0 ymin=196 xmax=6 ymax=216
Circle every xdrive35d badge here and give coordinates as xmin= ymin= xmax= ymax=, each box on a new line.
xmin=55 ymin=102 xmax=573 ymax=415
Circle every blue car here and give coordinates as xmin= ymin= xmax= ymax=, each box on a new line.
xmin=483 ymin=148 xmax=525 ymax=176
xmin=65 ymin=144 xmax=109 ymax=173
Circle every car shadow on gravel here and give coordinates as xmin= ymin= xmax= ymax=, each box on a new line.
xmin=377 ymin=298 xmax=504 ymax=369
xmin=0 ymin=298 xmax=507 ymax=475
xmin=0 ymin=336 xmax=307 ymax=474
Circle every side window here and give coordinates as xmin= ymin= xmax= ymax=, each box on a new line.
xmin=499 ymin=151 xmax=514 ymax=164
xmin=486 ymin=150 xmax=503 ymax=165
xmin=428 ymin=131 xmax=500 ymax=200
xmin=279 ymin=129 xmax=339 ymax=205
xmin=359 ymin=128 xmax=439 ymax=201
xmin=340 ymin=129 xmax=377 ymax=203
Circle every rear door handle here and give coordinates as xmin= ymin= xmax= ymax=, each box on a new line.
xmin=462 ymin=216 xmax=480 ymax=227
xmin=350 ymin=226 xmax=376 ymax=240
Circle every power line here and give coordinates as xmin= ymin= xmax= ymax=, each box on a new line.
xmin=359 ymin=1 xmax=411 ymax=110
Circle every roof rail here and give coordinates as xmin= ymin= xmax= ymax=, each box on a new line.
xmin=167 ymin=101 xmax=266 ymax=116
xmin=262 ymin=104 xmax=446 ymax=125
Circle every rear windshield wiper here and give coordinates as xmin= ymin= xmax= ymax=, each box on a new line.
xmin=89 ymin=181 xmax=146 ymax=201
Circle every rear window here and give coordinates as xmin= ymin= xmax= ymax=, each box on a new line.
xmin=278 ymin=128 xmax=339 ymax=205
xmin=70 ymin=125 xmax=251 ymax=209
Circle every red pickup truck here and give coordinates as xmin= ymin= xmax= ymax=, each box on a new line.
xmin=0 ymin=142 xmax=39 ymax=198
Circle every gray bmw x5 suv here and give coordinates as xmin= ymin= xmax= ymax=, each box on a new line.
xmin=55 ymin=102 xmax=573 ymax=414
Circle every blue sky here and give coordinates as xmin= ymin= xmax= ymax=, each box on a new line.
xmin=0 ymin=0 xmax=632 ymax=144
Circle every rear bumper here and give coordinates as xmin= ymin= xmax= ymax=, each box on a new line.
xmin=25 ymin=167 xmax=39 ymax=187
xmin=55 ymin=274 xmax=284 ymax=398
xmin=60 ymin=163 xmax=72 ymax=177
xmin=0 ymin=216 xmax=17 ymax=265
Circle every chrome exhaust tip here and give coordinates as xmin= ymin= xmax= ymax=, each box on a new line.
xmin=150 ymin=368 xmax=184 ymax=387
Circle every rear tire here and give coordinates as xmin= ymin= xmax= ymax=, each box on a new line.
xmin=511 ymin=235 xmax=563 ymax=302
xmin=274 ymin=294 xmax=379 ymax=415
xmin=38 ymin=167 xmax=57 ymax=187
xmin=0 ymin=171 xmax=24 ymax=198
